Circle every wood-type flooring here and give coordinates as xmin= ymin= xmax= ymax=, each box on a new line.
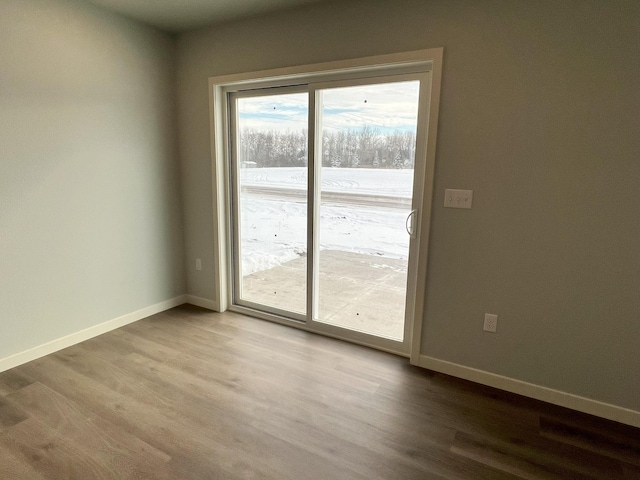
xmin=0 ymin=304 xmax=638 ymax=479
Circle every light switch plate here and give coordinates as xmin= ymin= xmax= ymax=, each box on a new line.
xmin=444 ymin=189 xmax=473 ymax=209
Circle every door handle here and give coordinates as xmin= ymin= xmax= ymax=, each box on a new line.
xmin=405 ymin=209 xmax=418 ymax=238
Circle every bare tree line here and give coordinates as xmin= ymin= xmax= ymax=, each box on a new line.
xmin=238 ymin=126 xmax=416 ymax=169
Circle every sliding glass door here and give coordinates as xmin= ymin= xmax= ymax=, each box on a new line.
xmin=312 ymin=80 xmax=420 ymax=341
xmin=228 ymin=71 xmax=429 ymax=353
xmin=231 ymin=88 xmax=309 ymax=319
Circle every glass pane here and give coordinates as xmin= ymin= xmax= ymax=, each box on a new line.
xmin=316 ymin=81 xmax=420 ymax=340
xmin=235 ymin=92 xmax=308 ymax=315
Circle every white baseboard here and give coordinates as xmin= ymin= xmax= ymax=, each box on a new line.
xmin=185 ymin=294 xmax=219 ymax=311
xmin=417 ymin=355 xmax=640 ymax=428
xmin=0 ymin=295 xmax=187 ymax=374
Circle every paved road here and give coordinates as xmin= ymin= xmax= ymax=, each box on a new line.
xmin=240 ymin=185 xmax=412 ymax=208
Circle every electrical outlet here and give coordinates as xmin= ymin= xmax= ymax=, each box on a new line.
xmin=484 ymin=313 xmax=497 ymax=333
xmin=195 ymin=258 xmax=202 ymax=271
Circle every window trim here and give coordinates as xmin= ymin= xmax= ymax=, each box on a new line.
xmin=208 ymin=48 xmax=443 ymax=359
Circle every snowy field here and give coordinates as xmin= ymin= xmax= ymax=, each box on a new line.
xmin=240 ymin=166 xmax=414 ymax=197
xmin=238 ymin=167 xmax=414 ymax=275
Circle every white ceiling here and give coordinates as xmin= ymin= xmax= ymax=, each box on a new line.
xmin=86 ymin=0 xmax=333 ymax=33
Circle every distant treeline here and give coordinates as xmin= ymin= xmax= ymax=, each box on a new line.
xmin=238 ymin=126 xmax=416 ymax=168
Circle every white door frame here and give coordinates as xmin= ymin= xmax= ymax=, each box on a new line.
xmin=208 ymin=48 xmax=443 ymax=358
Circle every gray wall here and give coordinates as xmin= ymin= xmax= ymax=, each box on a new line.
xmin=176 ymin=0 xmax=640 ymax=411
xmin=0 ymin=0 xmax=185 ymax=360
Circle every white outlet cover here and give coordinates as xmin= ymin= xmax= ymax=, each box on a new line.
xmin=484 ymin=313 xmax=498 ymax=333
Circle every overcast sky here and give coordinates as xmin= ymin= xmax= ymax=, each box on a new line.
xmin=237 ymin=80 xmax=420 ymax=134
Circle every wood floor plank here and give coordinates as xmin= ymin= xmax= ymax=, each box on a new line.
xmin=450 ymin=430 xmax=624 ymax=480
xmin=0 ymin=395 xmax=29 ymax=429
xmin=123 ymin=315 xmax=385 ymax=399
xmin=51 ymin=346 xmax=371 ymax=480
xmin=114 ymin=351 xmax=451 ymax=480
xmin=116 ymin=326 xmax=454 ymax=460
xmin=15 ymin=357 xmax=253 ymax=480
xmin=540 ymin=415 xmax=640 ymax=466
xmin=0 ymin=444 xmax=47 ymax=480
xmin=371 ymin=379 xmax=542 ymax=452
xmin=624 ymin=462 xmax=640 ymax=479
xmin=6 ymin=382 xmax=172 ymax=478
xmin=0 ymin=370 xmax=34 ymax=396
xmin=0 ymin=305 xmax=636 ymax=479
xmin=154 ymin=306 xmax=404 ymax=383
xmin=105 ymin=329 xmax=454 ymax=455
xmin=0 ymin=416 xmax=124 ymax=479
xmin=82 ymin=328 xmax=515 ymax=479
xmin=109 ymin=350 xmax=519 ymax=480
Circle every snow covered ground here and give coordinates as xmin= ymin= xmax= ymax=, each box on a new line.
xmin=238 ymin=167 xmax=414 ymax=275
xmin=240 ymin=166 xmax=414 ymax=197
